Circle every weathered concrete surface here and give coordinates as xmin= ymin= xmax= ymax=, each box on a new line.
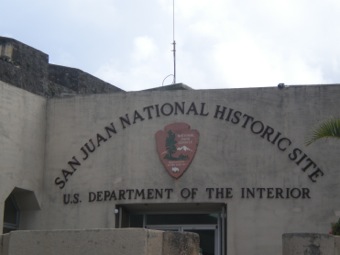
xmin=0 ymin=81 xmax=46 ymax=231
xmin=41 ymin=84 xmax=340 ymax=255
xmin=0 ymin=235 xmax=4 ymax=255
xmin=163 ymin=231 xmax=200 ymax=255
xmin=335 ymin=236 xmax=340 ymax=255
xmin=0 ymin=229 xmax=199 ymax=255
xmin=282 ymin=233 xmax=335 ymax=255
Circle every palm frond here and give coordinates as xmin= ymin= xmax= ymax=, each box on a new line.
xmin=305 ymin=118 xmax=340 ymax=146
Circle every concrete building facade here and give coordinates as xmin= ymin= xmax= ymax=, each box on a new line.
xmin=1 ymin=37 xmax=339 ymax=255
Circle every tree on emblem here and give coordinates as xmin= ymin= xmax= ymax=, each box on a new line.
xmin=164 ymin=130 xmax=189 ymax=161
xmin=165 ymin=130 xmax=177 ymax=160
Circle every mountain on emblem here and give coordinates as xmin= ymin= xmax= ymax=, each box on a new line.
xmin=155 ymin=122 xmax=199 ymax=179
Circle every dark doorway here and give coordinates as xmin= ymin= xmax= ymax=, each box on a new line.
xmin=116 ymin=203 xmax=227 ymax=255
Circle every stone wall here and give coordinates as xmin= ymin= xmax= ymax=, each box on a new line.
xmin=0 ymin=36 xmax=123 ymax=97
xmin=48 ymin=64 xmax=123 ymax=97
xmin=0 ymin=37 xmax=49 ymax=96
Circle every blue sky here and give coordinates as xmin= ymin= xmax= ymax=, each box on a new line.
xmin=2 ymin=0 xmax=340 ymax=91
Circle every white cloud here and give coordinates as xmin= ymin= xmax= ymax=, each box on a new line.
xmin=131 ymin=36 xmax=158 ymax=63
xmin=95 ymin=39 xmax=173 ymax=91
xmin=96 ymin=59 xmax=170 ymax=91
xmin=65 ymin=0 xmax=118 ymax=28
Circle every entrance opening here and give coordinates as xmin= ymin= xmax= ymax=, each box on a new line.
xmin=2 ymin=187 xmax=40 ymax=234
xmin=3 ymin=195 xmax=20 ymax=233
xmin=116 ymin=203 xmax=227 ymax=255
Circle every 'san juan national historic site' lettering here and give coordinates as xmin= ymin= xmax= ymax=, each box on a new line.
xmin=54 ymin=101 xmax=324 ymax=190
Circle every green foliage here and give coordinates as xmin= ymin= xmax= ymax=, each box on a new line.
xmin=305 ymin=118 xmax=340 ymax=146
xmin=331 ymin=218 xmax=340 ymax=235
xmin=306 ymin=119 xmax=340 ymax=235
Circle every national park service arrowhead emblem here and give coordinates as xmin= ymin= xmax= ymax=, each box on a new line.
xmin=155 ymin=122 xmax=199 ymax=179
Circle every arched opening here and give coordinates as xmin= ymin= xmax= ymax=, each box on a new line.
xmin=2 ymin=187 xmax=40 ymax=234
xmin=3 ymin=195 xmax=20 ymax=233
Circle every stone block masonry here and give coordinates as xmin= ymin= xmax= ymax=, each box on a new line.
xmin=0 ymin=36 xmax=123 ymax=97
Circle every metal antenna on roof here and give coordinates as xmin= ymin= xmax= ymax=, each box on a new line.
xmin=172 ymin=0 xmax=176 ymax=84
xmin=161 ymin=0 xmax=177 ymax=86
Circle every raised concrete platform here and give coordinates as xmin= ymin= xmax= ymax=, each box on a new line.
xmin=283 ymin=233 xmax=340 ymax=255
xmin=0 ymin=228 xmax=199 ymax=255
